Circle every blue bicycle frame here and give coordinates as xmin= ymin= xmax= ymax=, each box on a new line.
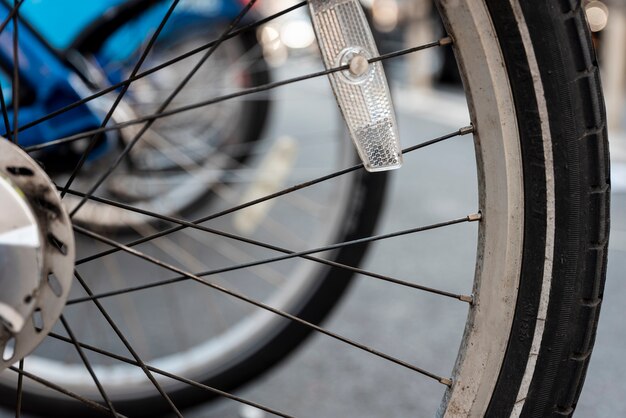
xmin=0 ymin=0 xmax=245 ymax=150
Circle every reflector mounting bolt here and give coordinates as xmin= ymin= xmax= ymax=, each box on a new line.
xmin=348 ymin=54 xmax=369 ymax=77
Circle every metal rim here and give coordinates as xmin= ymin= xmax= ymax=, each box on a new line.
xmin=437 ymin=1 xmax=525 ymax=416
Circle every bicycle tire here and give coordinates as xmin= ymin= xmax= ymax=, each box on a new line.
xmin=481 ymin=1 xmax=610 ymax=417
xmin=436 ymin=1 xmax=609 ymax=416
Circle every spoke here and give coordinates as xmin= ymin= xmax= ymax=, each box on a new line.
xmin=68 ymin=0 xmax=258 ymax=217
xmin=10 ymin=0 xmax=18 ymax=144
xmin=11 ymin=1 xmax=307 ymax=139
xmin=0 ymin=80 xmax=11 ymax=142
xmin=24 ymin=37 xmax=452 ymax=154
xmin=75 ymin=127 xmax=473 ymax=265
xmin=0 ymin=0 xmax=18 ymax=144
xmin=73 ymin=225 xmax=455 ymax=386
xmin=15 ymin=359 xmax=23 ymax=418
xmin=371 ymin=36 xmax=451 ymax=64
xmin=72 ymin=214 xmax=478 ymax=307
xmin=63 ymin=188 xmax=473 ymax=304
xmin=72 ymin=270 xmax=184 ymax=418
xmin=60 ymin=316 xmax=118 ymax=417
xmin=59 ymin=0 xmax=181 ymax=198
xmin=8 ymin=366 xmax=129 ymax=418
xmin=44 ymin=332 xmax=294 ymax=418
xmin=0 ymin=0 xmax=23 ymax=36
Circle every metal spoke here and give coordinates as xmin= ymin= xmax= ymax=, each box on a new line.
xmin=74 ymin=127 xmax=473 ymax=265
xmin=0 ymin=0 xmax=20 ymax=143
xmin=63 ymin=186 xmax=473 ymax=304
xmin=72 ymin=214 xmax=478 ymax=306
xmin=10 ymin=0 xmax=18 ymax=144
xmin=74 ymin=225 xmax=469 ymax=386
xmin=0 ymin=0 xmax=24 ymax=36
xmin=15 ymin=359 xmax=23 ymax=418
xmin=0 ymin=81 xmax=11 ymax=142
xmin=24 ymin=38 xmax=452 ymax=154
xmin=59 ymin=0 xmax=181 ymax=198
xmin=60 ymin=315 xmax=118 ymax=417
xmin=371 ymin=36 xmax=452 ymax=63
xmin=11 ymin=1 xmax=307 ymax=139
xmin=72 ymin=270 xmax=184 ymax=418
xmin=67 ymin=0 xmax=258 ymax=218
xmin=8 ymin=366 xmax=129 ymax=418
xmin=44 ymin=331 xmax=295 ymax=418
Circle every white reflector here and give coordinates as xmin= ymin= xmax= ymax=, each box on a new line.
xmin=309 ymin=0 xmax=402 ymax=172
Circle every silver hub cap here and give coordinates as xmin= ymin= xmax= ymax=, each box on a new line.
xmin=0 ymin=140 xmax=74 ymax=370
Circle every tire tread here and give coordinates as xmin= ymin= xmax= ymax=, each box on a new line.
xmin=543 ymin=2 xmax=610 ymax=416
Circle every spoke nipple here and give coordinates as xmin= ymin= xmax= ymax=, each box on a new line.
xmin=441 ymin=377 xmax=453 ymax=387
xmin=459 ymin=294 xmax=474 ymax=304
xmin=460 ymin=125 xmax=474 ymax=136
xmin=467 ymin=213 xmax=482 ymax=222
xmin=439 ymin=36 xmax=453 ymax=46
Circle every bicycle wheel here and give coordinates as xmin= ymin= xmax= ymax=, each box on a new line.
xmin=0 ymin=0 xmax=609 ymax=417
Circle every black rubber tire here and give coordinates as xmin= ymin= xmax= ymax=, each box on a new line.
xmin=479 ymin=1 xmax=610 ymax=417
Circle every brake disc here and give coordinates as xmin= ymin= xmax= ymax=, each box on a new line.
xmin=0 ymin=140 xmax=74 ymax=371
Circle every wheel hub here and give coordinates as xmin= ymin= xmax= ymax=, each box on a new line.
xmin=0 ymin=140 xmax=74 ymax=370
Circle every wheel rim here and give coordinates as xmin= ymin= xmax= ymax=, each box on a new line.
xmin=438 ymin=1 xmax=524 ymax=416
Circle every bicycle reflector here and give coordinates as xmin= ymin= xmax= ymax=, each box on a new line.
xmin=308 ymin=0 xmax=402 ymax=172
